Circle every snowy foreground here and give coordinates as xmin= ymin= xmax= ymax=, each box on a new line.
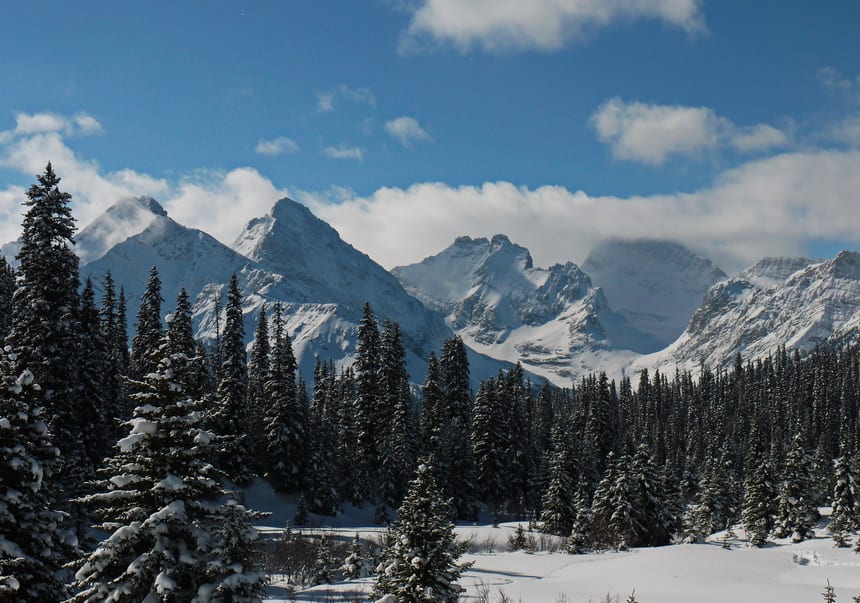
xmin=263 ymin=524 xmax=860 ymax=602
xmin=245 ymin=484 xmax=860 ymax=603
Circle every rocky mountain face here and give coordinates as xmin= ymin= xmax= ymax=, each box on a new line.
xmin=393 ymin=235 xmax=660 ymax=385
xmin=633 ymin=251 xmax=860 ymax=373
xmin=5 ymin=194 xmax=857 ymax=386
xmin=78 ymin=197 xmax=453 ymax=381
xmin=582 ymin=239 xmax=727 ymax=347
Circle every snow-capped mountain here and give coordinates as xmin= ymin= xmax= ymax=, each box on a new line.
xmin=393 ymin=235 xmax=659 ymax=385
xmin=633 ymin=251 xmax=860 ymax=373
xmin=582 ymin=239 xmax=727 ymax=347
xmin=79 ymin=197 xmax=461 ymax=381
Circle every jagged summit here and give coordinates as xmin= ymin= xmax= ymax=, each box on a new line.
xmin=583 ymin=238 xmax=727 ymax=346
xmin=76 ymin=196 xmax=168 ymax=264
xmin=634 ymin=250 xmax=860 ymax=373
xmin=738 ymin=256 xmax=819 ymax=288
xmin=394 ymin=234 xmax=658 ymax=385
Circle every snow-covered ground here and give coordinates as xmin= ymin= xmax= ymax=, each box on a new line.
xmin=246 ymin=483 xmax=860 ymax=602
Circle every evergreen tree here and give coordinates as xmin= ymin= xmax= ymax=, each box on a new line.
xmin=213 ymin=274 xmax=252 ymax=484
xmin=374 ymin=463 xmax=469 ymax=602
xmin=0 ymin=347 xmax=76 ymax=600
xmin=246 ymin=305 xmax=270 ymax=470
xmin=129 ymin=266 xmax=164 ymax=381
xmin=742 ymin=415 xmax=776 ymax=547
xmin=263 ymin=303 xmax=304 ymax=493
xmin=77 ymin=278 xmax=110 ymax=462
xmin=341 ymin=533 xmax=369 ymax=579
xmin=439 ymin=335 xmax=476 ymax=519
xmin=100 ymin=272 xmax=128 ymax=438
xmin=376 ymin=320 xmax=413 ymax=518
xmin=472 ymin=378 xmax=506 ymax=516
xmin=69 ymin=351 xmax=266 ymax=601
xmin=8 ymin=163 xmax=91 ymax=489
xmin=774 ymin=425 xmax=819 ymax=542
xmin=831 ymin=400 xmax=860 ymax=536
xmin=165 ymin=288 xmax=195 ymax=358
xmin=539 ymin=443 xmax=575 ymax=536
xmin=354 ymin=302 xmax=381 ymax=502
xmin=566 ymin=484 xmax=592 ymax=554
xmin=0 ymin=257 xmax=14 ymax=342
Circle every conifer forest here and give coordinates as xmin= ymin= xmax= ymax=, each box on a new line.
xmin=2 ymin=166 xmax=859 ymax=602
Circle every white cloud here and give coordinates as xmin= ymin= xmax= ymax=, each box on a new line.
xmin=729 ymin=124 xmax=789 ymax=153
xmin=307 ymin=150 xmax=860 ymax=274
xmin=0 ymin=114 xmax=285 ymax=250
xmin=399 ymin=0 xmax=704 ymax=53
xmin=323 ymin=144 xmax=364 ymax=161
xmin=385 ymin=116 xmax=431 ymax=147
xmin=316 ymin=85 xmax=376 ymax=113
xmin=166 ymin=168 xmax=287 ymax=245
xmin=12 ymin=111 xmax=103 ymax=137
xmin=254 ymin=136 xmax=300 ymax=156
xmin=590 ymin=98 xmax=788 ymax=164
xmin=74 ymin=113 xmax=104 ymax=135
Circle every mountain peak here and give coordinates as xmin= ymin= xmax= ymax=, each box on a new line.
xmin=76 ymin=196 xmax=168 ymax=264
xmin=583 ymin=238 xmax=726 ymax=346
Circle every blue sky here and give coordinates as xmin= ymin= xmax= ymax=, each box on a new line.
xmin=0 ymin=1 xmax=858 ymax=272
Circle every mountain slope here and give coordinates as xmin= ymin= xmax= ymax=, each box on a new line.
xmin=633 ymin=251 xmax=860 ymax=373
xmin=583 ymin=239 xmax=727 ymax=347
xmin=81 ymin=197 xmax=464 ymax=382
xmin=394 ymin=235 xmax=658 ymax=385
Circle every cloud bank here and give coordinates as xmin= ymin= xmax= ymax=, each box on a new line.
xmin=306 ymin=150 xmax=860 ymax=274
xmin=400 ymin=0 xmax=704 ymax=53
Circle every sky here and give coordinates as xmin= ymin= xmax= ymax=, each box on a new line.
xmin=0 ymin=0 xmax=859 ymax=274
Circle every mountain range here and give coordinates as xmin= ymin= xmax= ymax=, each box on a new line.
xmin=3 ymin=196 xmax=858 ymax=386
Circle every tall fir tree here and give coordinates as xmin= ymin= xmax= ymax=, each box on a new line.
xmin=69 ymin=350 xmax=266 ymax=602
xmin=100 ymin=272 xmax=128 ymax=438
xmin=246 ymin=305 xmax=270 ymax=471
xmin=440 ymin=335 xmax=477 ymax=519
xmin=213 ymin=274 xmax=252 ymax=484
xmin=354 ymin=302 xmax=381 ymax=502
xmin=773 ymin=424 xmax=819 ymax=542
xmin=8 ymin=163 xmax=92 ymax=490
xmin=129 ymin=266 xmax=164 ymax=381
xmin=77 ymin=278 xmax=110 ymax=463
xmin=0 ymin=347 xmax=76 ymax=600
xmin=741 ymin=414 xmax=777 ymax=547
xmin=374 ymin=462 xmax=469 ymax=602
xmin=263 ymin=303 xmax=304 ymax=493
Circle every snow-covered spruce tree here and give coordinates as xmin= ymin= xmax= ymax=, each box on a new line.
xmin=263 ymin=303 xmax=305 ymax=493
xmin=8 ymin=162 xmax=94 ymax=490
xmin=354 ymin=302 xmax=381 ymax=503
xmin=69 ymin=351 xmax=266 ymax=602
xmin=78 ymin=278 xmax=111 ymax=463
xmin=130 ymin=266 xmax=164 ymax=381
xmin=303 ymin=376 xmax=341 ymax=516
xmin=0 ymin=346 xmax=76 ymax=600
xmin=374 ymin=463 xmax=469 ymax=602
xmin=629 ymin=444 xmax=674 ymax=547
xmin=341 ymin=533 xmax=369 ymax=579
xmin=376 ymin=320 xmax=414 ymax=520
xmin=246 ymin=305 xmax=270 ymax=472
xmin=100 ymin=272 xmax=129 ymax=439
xmin=830 ymin=401 xmax=860 ymax=536
xmin=0 ymin=257 xmax=14 ymax=342
xmin=540 ymin=435 xmax=575 ymax=537
xmin=439 ymin=335 xmax=477 ymax=520
xmin=741 ymin=414 xmax=777 ymax=547
xmin=472 ymin=378 xmax=506 ymax=519
xmin=773 ymin=425 xmax=819 ymax=542
xmin=213 ymin=274 xmax=253 ymax=485
xmin=566 ymin=484 xmax=592 ymax=554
